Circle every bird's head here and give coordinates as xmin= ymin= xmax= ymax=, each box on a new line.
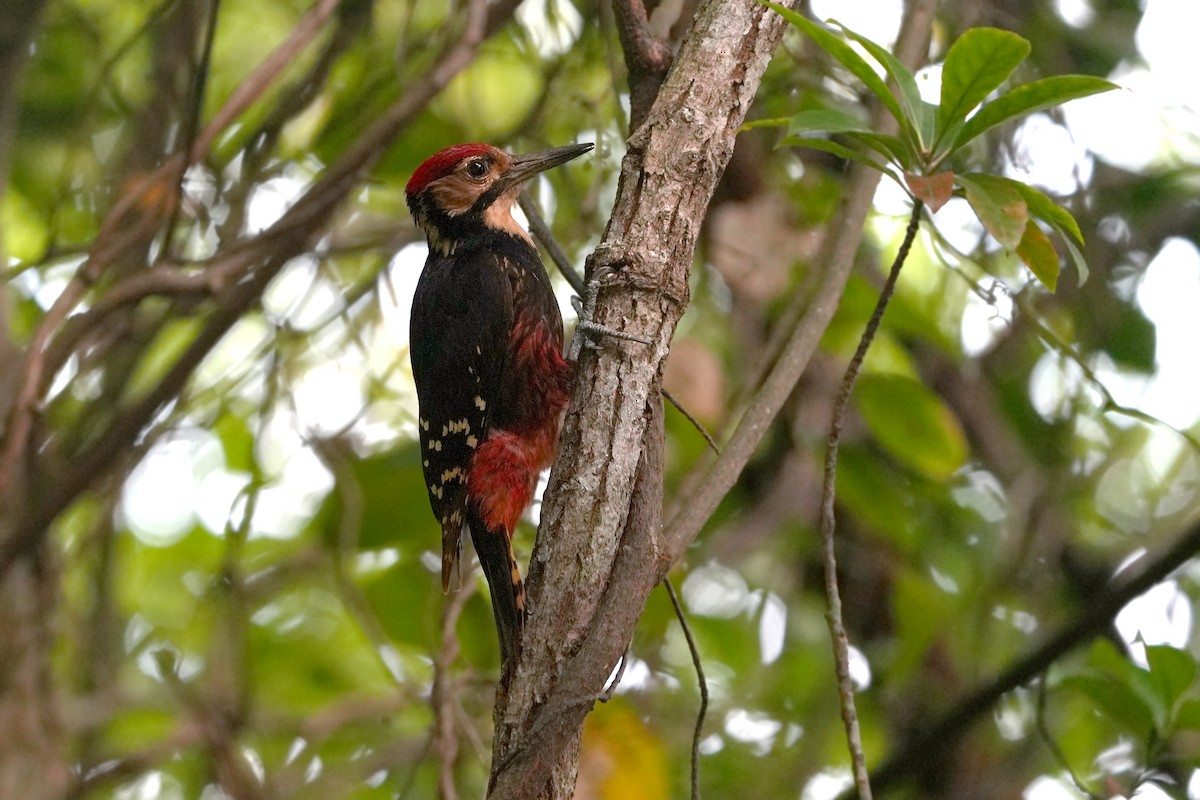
xmin=405 ymin=142 xmax=593 ymax=254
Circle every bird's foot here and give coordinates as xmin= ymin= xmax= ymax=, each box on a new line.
xmin=569 ymin=273 xmax=652 ymax=361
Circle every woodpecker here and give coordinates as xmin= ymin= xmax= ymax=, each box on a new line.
xmin=405 ymin=142 xmax=592 ymax=673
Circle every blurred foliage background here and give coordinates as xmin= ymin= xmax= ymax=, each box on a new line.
xmin=2 ymin=0 xmax=1199 ymax=798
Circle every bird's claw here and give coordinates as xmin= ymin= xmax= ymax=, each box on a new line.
xmin=569 ymin=277 xmax=652 ymax=361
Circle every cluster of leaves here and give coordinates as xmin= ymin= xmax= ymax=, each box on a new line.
xmin=1056 ymin=640 xmax=1200 ymax=794
xmin=761 ymin=5 xmax=1116 ymax=290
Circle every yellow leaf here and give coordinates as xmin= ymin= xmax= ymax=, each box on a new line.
xmin=577 ymin=701 xmax=668 ymax=800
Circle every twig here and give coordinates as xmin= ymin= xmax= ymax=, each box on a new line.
xmin=519 ymin=190 xmax=584 ymax=295
xmin=433 ymin=587 xmax=472 ymax=800
xmin=664 ymin=578 xmax=707 ymax=800
xmin=663 ymin=388 xmax=720 ymax=455
xmin=1 ymin=0 xmax=343 ymax=471
xmin=820 ymin=200 xmax=923 ymax=800
xmin=1012 ymin=293 xmax=1200 ymax=455
xmin=155 ymin=0 xmax=223 ymax=260
xmin=310 ymin=430 xmax=414 ymax=686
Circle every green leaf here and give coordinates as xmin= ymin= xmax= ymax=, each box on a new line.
xmin=362 ymin=560 xmax=442 ymax=649
xmin=1145 ymin=644 xmax=1196 ymax=720
xmin=764 ymin=3 xmax=906 ymax=127
xmin=1016 ymin=220 xmax=1059 ymax=291
xmin=957 ymin=172 xmax=1029 ymax=249
xmin=853 ymin=374 xmax=969 ymax=481
xmin=1102 ymin=303 xmax=1157 ymax=372
xmin=1010 ymin=181 xmax=1085 ymax=244
xmin=1 ymin=190 xmax=51 ymax=262
xmin=214 ymin=412 xmax=255 ymax=473
xmin=1063 ymin=233 xmax=1090 ymax=285
xmin=778 ymin=136 xmax=905 ymax=187
xmin=1062 ymin=673 xmax=1155 ymax=735
xmin=787 ymin=108 xmax=872 ymax=135
xmin=969 ymin=176 xmax=1090 ymax=288
xmin=788 ymin=121 xmax=912 ymax=169
xmin=845 ymin=131 xmax=914 ymax=169
xmin=1176 ymin=699 xmax=1200 ymax=731
xmin=955 ymin=75 xmax=1118 ymax=150
xmin=891 ymin=569 xmax=952 ymax=679
xmin=937 ymin=29 xmax=1031 ymax=149
xmin=123 ymin=318 xmax=204 ymax=403
xmin=741 ymin=116 xmax=792 ymax=131
xmin=916 ymin=100 xmax=939 ymax=155
xmin=836 ymin=446 xmax=922 ymax=550
xmin=832 ymin=22 xmax=925 ymax=149
xmin=312 ymin=445 xmax=438 ymax=550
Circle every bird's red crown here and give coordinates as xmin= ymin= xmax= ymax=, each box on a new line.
xmin=406 ymin=143 xmax=499 ymax=195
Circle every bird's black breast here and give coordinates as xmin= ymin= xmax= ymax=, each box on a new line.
xmin=409 ymin=245 xmax=515 ymax=526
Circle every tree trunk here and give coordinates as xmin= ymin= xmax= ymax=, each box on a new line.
xmin=487 ymin=1 xmax=797 ymax=796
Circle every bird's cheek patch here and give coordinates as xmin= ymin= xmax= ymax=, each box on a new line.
xmin=430 ymin=179 xmax=483 ymax=217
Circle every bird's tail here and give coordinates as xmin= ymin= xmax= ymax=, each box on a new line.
xmin=467 ymin=510 xmax=525 ymax=675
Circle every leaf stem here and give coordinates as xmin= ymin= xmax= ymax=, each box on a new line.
xmin=820 ymin=200 xmax=923 ymax=800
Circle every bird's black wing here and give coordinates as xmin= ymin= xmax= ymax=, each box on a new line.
xmin=409 ymin=247 xmax=513 ymax=592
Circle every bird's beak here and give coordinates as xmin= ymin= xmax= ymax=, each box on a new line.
xmin=500 ymin=143 xmax=594 ymax=190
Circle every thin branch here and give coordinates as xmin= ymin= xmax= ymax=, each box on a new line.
xmin=155 ymin=0 xmax=223 ymax=257
xmin=928 ymin=224 xmax=1200 ymax=458
xmin=663 ymin=388 xmax=720 ymax=455
xmin=433 ymin=586 xmax=472 ymax=800
xmin=3 ymin=0 xmax=344 ymax=487
xmin=519 ymin=190 xmax=584 ymax=295
xmin=664 ymin=578 xmax=707 ymax=800
xmin=820 ymin=200 xmax=922 ymax=800
xmin=1012 ymin=293 xmax=1200 ymax=455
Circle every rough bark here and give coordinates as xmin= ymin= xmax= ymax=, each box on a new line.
xmin=487 ymin=2 xmax=797 ymax=796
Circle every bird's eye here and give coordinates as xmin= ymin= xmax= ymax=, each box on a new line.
xmin=465 ymin=158 xmax=489 ymax=179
